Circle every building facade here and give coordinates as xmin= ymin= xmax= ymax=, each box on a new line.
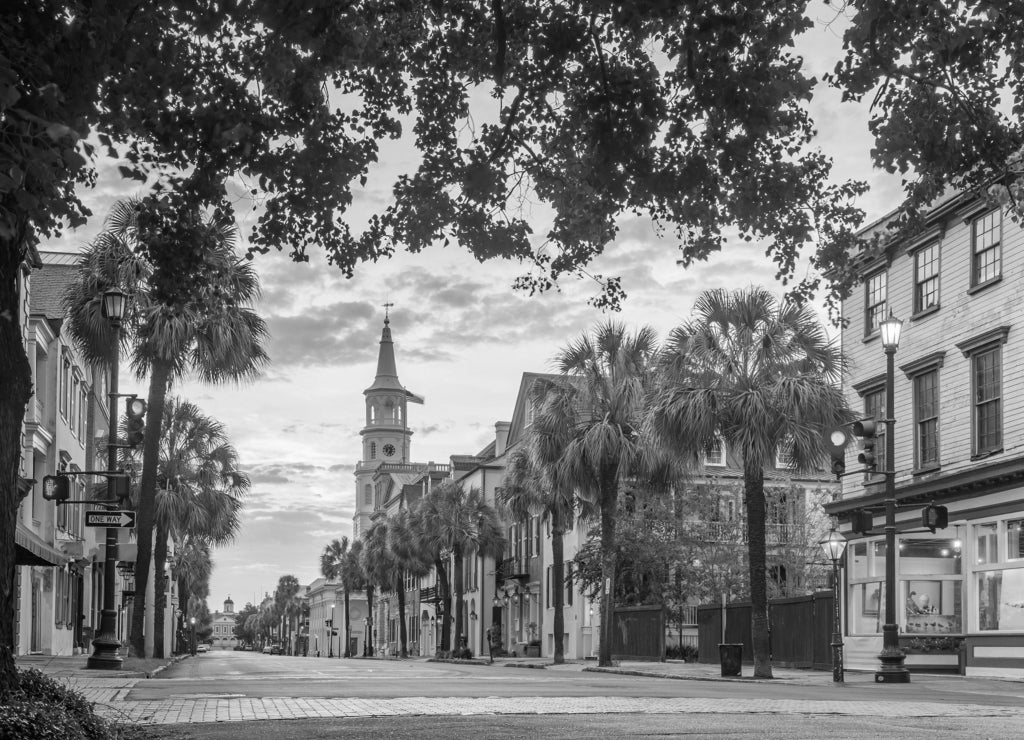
xmin=827 ymin=191 xmax=1024 ymax=678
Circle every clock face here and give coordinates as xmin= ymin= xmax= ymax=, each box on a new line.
xmin=383 ymin=443 xmax=396 ymax=457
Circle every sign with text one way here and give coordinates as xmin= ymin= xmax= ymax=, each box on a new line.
xmin=85 ymin=510 xmax=136 ymax=528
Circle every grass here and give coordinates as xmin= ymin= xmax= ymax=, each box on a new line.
xmin=120 ymin=655 xmax=180 ymax=676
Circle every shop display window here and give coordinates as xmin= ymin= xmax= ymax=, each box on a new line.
xmin=976 ymin=523 xmax=998 ymax=565
xmin=975 ymin=518 xmax=1024 ymax=632
xmin=898 ymin=538 xmax=962 ymax=635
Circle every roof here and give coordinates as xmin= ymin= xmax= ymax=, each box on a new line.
xmin=30 ymin=258 xmax=79 ymax=319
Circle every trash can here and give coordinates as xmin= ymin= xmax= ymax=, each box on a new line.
xmin=718 ymin=643 xmax=743 ymax=676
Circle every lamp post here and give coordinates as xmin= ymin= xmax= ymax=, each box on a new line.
xmin=819 ymin=528 xmax=848 ymax=683
xmin=364 ymin=616 xmax=371 ymax=657
xmin=87 ymin=288 xmax=126 ymax=670
xmin=328 ymin=603 xmax=335 ymax=658
xmin=189 ymin=616 xmax=197 ymax=656
xmin=877 ymin=312 xmax=910 ymax=683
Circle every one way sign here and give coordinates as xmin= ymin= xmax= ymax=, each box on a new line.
xmin=85 ymin=510 xmax=136 ymax=528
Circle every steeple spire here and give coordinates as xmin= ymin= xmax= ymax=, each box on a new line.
xmin=368 ymin=309 xmax=402 ymax=392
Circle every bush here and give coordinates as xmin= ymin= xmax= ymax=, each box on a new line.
xmin=2 ymin=669 xmax=150 ymax=740
xmin=665 ymin=644 xmax=698 ymax=662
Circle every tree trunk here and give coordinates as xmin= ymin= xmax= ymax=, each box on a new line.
xmin=453 ymin=549 xmax=464 ymax=654
xmin=0 ymin=238 xmax=33 ymax=696
xmin=365 ymin=585 xmax=374 ymax=656
xmin=744 ymin=458 xmax=772 ymax=679
xmin=397 ymin=576 xmax=408 ymax=658
xmin=551 ymin=509 xmax=565 ymax=665
xmin=152 ymin=521 xmax=169 ymax=658
xmin=342 ymin=586 xmax=351 ymax=658
xmin=130 ymin=358 xmax=172 ymax=657
xmin=433 ymin=557 xmax=451 ymax=653
xmin=598 ymin=465 xmax=619 ymax=667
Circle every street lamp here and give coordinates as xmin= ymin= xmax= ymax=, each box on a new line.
xmin=364 ymin=616 xmax=371 ymax=657
xmin=328 ymin=603 xmax=335 ymax=658
xmin=87 ymin=288 xmax=127 ymax=670
xmin=189 ymin=616 xmax=197 ymax=656
xmin=819 ymin=527 xmax=848 ymax=683
xmin=877 ymin=311 xmax=910 ymax=683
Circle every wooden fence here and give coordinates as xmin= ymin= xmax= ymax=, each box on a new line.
xmin=610 ymin=604 xmax=665 ymax=661
xmin=697 ymin=590 xmax=833 ymax=669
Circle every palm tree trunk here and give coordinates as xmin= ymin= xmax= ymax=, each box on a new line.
xmin=152 ymin=522 xmax=169 ymax=658
xmin=744 ymin=458 xmax=772 ymax=679
xmin=343 ymin=586 xmax=351 ymax=658
xmin=433 ymin=557 xmax=451 ymax=654
xmin=551 ymin=510 xmax=565 ymax=665
xmin=365 ymin=585 xmax=375 ymax=656
xmin=0 ymin=237 xmax=33 ymax=695
xmin=598 ymin=465 xmax=618 ymax=667
xmin=397 ymin=577 xmax=408 ymax=658
xmin=453 ymin=549 xmax=465 ymax=654
xmin=130 ymin=358 xmax=172 ymax=657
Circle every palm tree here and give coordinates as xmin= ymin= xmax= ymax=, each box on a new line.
xmin=387 ymin=509 xmax=432 ymax=657
xmin=63 ymin=196 xmax=268 ymax=658
xmin=146 ymin=397 xmax=246 ymax=657
xmin=360 ymin=521 xmax=399 ymax=656
xmin=346 ymin=539 xmax=374 ymax=656
xmin=320 ymin=537 xmax=351 ymax=657
xmin=530 ymin=320 xmax=664 ymax=667
xmin=407 ymin=498 xmax=454 ymax=654
xmin=274 ymin=575 xmax=302 ymax=655
xmin=499 ymin=444 xmax=589 ymax=665
xmin=173 ymin=534 xmax=213 ymax=653
xmin=648 ymin=287 xmax=850 ymax=679
xmin=416 ymin=481 xmax=505 ymax=656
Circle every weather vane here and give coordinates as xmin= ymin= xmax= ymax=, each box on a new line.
xmin=383 ymin=300 xmax=394 ymax=324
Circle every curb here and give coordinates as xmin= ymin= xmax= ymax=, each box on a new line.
xmin=426 ymin=657 xmax=489 ymax=666
xmin=582 ymin=666 xmax=799 ymax=683
xmin=146 ymin=653 xmax=189 ymax=679
xmin=504 ymin=662 xmax=548 ymax=670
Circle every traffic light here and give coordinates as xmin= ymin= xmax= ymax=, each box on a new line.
xmin=42 ymin=475 xmax=70 ymax=503
xmin=325 ymin=619 xmax=332 ymax=627
xmin=825 ymin=426 xmax=852 ymax=479
xmin=922 ymin=504 xmax=948 ymax=533
xmin=851 ymin=509 xmax=874 ymax=535
xmin=125 ymin=396 xmax=147 ymax=447
xmin=852 ymin=419 xmax=878 ymax=472
xmin=113 ymin=475 xmax=130 ymax=503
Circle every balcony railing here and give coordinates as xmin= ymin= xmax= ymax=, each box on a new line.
xmin=679 ymin=520 xmax=806 ymax=545
xmin=498 ymin=557 xmax=528 ymax=582
xmin=419 ymin=586 xmax=438 ymax=603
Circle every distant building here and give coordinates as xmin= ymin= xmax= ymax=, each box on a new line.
xmin=209 ymin=596 xmax=238 ymax=649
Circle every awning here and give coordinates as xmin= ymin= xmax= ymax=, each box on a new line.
xmin=15 ymin=524 xmax=68 ymax=566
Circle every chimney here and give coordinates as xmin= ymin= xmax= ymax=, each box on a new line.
xmin=495 ymin=421 xmax=512 ymax=457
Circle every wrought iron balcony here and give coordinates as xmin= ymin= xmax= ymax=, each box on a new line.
xmin=679 ymin=520 xmax=806 ymax=545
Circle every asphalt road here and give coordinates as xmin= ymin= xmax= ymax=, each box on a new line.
xmin=145 ymin=712 xmax=1024 ymax=740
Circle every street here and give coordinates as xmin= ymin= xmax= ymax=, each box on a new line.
xmin=62 ymin=650 xmax=1024 ymax=738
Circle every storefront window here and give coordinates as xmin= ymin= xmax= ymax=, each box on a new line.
xmin=848 ymin=541 xmax=886 ymax=634
xmin=976 ymin=523 xmax=998 ymax=565
xmin=898 ymin=538 xmax=962 ymax=634
xmin=1007 ymin=520 xmax=1024 ymax=562
xmin=975 ymin=518 xmax=1024 ymax=632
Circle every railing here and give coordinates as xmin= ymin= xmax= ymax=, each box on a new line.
xmin=419 ymin=586 xmax=438 ymax=603
xmin=679 ymin=520 xmax=806 ymax=545
xmin=376 ymin=462 xmax=451 ymax=475
xmin=498 ymin=557 xmax=527 ymax=581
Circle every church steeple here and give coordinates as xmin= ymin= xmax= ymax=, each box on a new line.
xmin=353 ymin=310 xmax=424 ymax=538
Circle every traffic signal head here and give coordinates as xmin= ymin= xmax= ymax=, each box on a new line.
xmin=851 ymin=509 xmax=874 ymax=535
xmin=922 ymin=505 xmax=949 ymax=533
xmin=852 ymin=419 xmax=878 ymax=472
xmin=125 ymin=396 xmax=147 ymax=447
xmin=825 ymin=426 xmax=851 ymax=479
xmin=42 ymin=475 xmax=70 ymax=503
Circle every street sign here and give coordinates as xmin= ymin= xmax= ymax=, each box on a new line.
xmin=85 ymin=510 xmax=136 ymax=528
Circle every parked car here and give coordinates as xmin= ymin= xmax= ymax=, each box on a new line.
xmin=196 ymin=644 xmax=209 ymax=653
xmin=262 ymin=644 xmax=282 ymax=655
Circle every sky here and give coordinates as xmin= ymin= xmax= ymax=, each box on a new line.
xmin=46 ymin=8 xmax=905 ymax=612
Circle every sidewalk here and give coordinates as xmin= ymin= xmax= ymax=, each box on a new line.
xmin=15 ymin=652 xmax=185 ymax=679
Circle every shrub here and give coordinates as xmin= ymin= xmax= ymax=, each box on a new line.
xmin=2 ymin=668 xmax=150 ymax=740
xmin=665 ymin=644 xmax=698 ymax=662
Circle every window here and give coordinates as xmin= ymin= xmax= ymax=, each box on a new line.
xmin=863 ymin=387 xmax=886 ymax=475
xmin=363 ymin=484 xmax=372 ymax=506
xmin=914 ymin=369 xmax=939 ymax=468
xmin=70 ymin=376 xmax=79 ymax=436
xmin=865 ymin=271 xmax=887 ymax=335
xmin=913 ymin=242 xmax=939 ymax=313
xmin=369 ymin=442 xmax=376 ymax=459
xmin=847 ymin=540 xmax=887 ymax=635
xmin=971 ymin=208 xmax=1001 ymax=286
xmin=774 ymin=441 xmax=795 ymax=469
xmin=973 ymin=346 xmax=1002 ymax=455
xmin=546 ymin=565 xmax=552 ymax=608
xmin=564 ymin=561 xmax=573 ymax=606
xmin=78 ymin=385 xmax=87 ymax=441
xmin=704 ymin=436 xmax=725 ymax=466
xmin=975 ymin=518 xmax=1024 ymax=632
xmin=60 ymin=356 xmax=70 ymax=418
xmin=900 ymin=538 xmax=962 ymax=635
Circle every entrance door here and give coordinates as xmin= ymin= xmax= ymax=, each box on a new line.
xmin=30 ymin=580 xmax=40 ymax=653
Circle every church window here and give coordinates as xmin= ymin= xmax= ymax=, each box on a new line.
xmin=370 ymin=442 xmax=376 ymax=459
xmin=364 ymin=484 xmax=372 ymax=505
